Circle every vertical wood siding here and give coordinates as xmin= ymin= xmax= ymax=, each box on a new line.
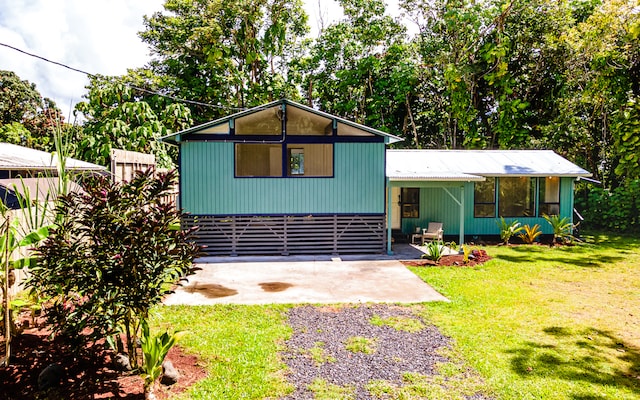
xmin=181 ymin=142 xmax=385 ymax=215
xmin=398 ymin=177 xmax=577 ymax=238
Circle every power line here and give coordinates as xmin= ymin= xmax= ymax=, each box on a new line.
xmin=0 ymin=42 xmax=245 ymax=111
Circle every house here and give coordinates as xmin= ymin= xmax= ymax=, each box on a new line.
xmin=161 ymin=99 xmax=402 ymax=256
xmin=162 ymin=100 xmax=591 ymax=256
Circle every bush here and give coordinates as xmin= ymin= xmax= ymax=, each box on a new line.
xmin=26 ymin=169 xmax=201 ymax=364
xmin=576 ymin=179 xmax=640 ymax=232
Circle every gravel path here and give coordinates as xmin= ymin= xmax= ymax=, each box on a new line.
xmin=281 ymin=304 xmax=492 ymax=399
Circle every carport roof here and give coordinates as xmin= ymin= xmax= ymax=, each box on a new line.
xmin=386 ymin=149 xmax=591 ymax=181
xmin=0 ymin=143 xmax=105 ymax=171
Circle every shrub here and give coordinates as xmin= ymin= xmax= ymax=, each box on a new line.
xmin=422 ymin=241 xmax=445 ymax=262
xmin=496 ymin=217 xmax=523 ymax=245
xmin=26 ymin=169 xmax=201 ymax=365
xmin=543 ymin=214 xmax=574 ymax=245
xmin=576 ymin=179 xmax=640 ymax=232
xmin=518 ymin=224 xmax=542 ymax=244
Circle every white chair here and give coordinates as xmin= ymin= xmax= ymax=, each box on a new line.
xmin=420 ymin=222 xmax=443 ymax=245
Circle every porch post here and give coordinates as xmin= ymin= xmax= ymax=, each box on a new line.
xmin=386 ymin=179 xmax=393 ymax=255
xmin=459 ymin=185 xmax=464 ymax=245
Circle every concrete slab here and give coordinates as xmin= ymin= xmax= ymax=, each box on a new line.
xmin=163 ymin=259 xmax=448 ymax=305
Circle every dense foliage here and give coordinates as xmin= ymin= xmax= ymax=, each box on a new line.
xmin=26 ymin=169 xmax=201 ymax=361
xmin=0 ymin=70 xmax=64 ymax=151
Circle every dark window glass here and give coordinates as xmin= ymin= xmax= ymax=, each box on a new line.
xmin=474 ymin=179 xmax=496 ymax=217
xmin=498 ymin=177 xmax=535 ymax=217
xmin=401 ymin=188 xmax=420 ymax=218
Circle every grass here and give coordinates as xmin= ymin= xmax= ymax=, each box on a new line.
xmin=306 ymin=341 xmax=336 ymax=365
xmin=410 ymin=232 xmax=640 ymax=400
xmin=150 ymin=305 xmax=293 ymax=399
xmin=308 ymin=378 xmax=356 ymax=399
xmin=344 ymin=336 xmax=378 ymax=354
xmin=151 ymin=232 xmax=640 ymax=399
xmin=369 ymin=314 xmax=425 ymax=333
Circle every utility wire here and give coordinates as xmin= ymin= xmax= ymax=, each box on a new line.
xmin=0 ymin=42 xmax=246 ymax=111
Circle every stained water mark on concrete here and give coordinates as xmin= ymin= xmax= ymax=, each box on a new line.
xmin=259 ymin=282 xmax=293 ymax=292
xmin=185 ymin=283 xmax=238 ymax=298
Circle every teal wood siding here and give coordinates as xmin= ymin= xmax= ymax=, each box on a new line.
xmin=397 ymin=177 xmax=576 ymax=237
xmin=181 ymin=142 xmax=385 ymax=215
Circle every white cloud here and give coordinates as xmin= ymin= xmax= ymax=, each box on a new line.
xmin=0 ymin=0 xmax=163 ymax=119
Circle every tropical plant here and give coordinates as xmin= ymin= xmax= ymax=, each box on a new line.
xmin=496 ymin=217 xmax=523 ymax=245
xmin=422 ymin=240 xmax=445 ymax=262
xmin=543 ymin=214 xmax=574 ymax=244
xmin=462 ymin=244 xmax=473 ymax=264
xmin=518 ymin=224 xmax=542 ymax=244
xmin=140 ymin=319 xmax=186 ymax=400
xmin=26 ymin=169 xmax=201 ymax=364
xmin=0 ymin=209 xmax=50 ymax=366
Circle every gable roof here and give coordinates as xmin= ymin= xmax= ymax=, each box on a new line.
xmin=387 ymin=149 xmax=591 ymax=181
xmin=0 ymin=143 xmax=105 ymax=171
xmin=160 ymin=99 xmax=403 ymax=145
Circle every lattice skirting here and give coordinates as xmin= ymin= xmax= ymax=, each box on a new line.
xmin=182 ymin=214 xmax=387 ymax=256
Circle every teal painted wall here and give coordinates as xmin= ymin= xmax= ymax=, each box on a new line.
xmin=181 ymin=142 xmax=386 ymax=214
xmin=397 ymin=177 xmax=576 ymax=237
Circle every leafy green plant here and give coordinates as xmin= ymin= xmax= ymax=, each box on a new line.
xmin=518 ymin=224 xmax=542 ymax=244
xmin=496 ymin=217 xmax=523 ymax=245
xmin=1 ymin=210 xmax=50 ymax=366
xmin=421 ymin=240 xmax=445 ymax=262
xmin=26 ymin=169 xmax=201 ymax=365
xmin=140 ymin=319 xmax=186 ymax=400
xmin=543 ymin=214 xmax=574 ymax=244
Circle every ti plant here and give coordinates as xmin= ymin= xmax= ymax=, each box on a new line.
xmin=462 ymin=244 xmax=473 ymax=264
xmin=543 ymin=214 xmax=574 ymax=245
xmin=518 ymin=224 xmax=542 ymax=244
xmin=497 ymin=217 xmax=523 ymax=245
xmin=140 ymin=319 xmax=186 ymax=400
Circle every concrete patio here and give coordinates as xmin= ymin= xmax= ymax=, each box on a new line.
xmin=163 ymin=244 xmax=449 ymax=305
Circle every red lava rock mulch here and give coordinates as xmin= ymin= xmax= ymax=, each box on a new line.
xmin=402 ymin=249 xmax=492 ymax=267
xmin=0 ymin=316 xmax=207 ymax=400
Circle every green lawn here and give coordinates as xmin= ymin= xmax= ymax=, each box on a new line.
xmin=153 ymin=233 xmax=640 ymax=399
xmin=410 ymin=233 xmax=640 ymax=400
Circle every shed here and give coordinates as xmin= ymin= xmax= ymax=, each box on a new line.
xmin=385 ymin=149 xmax=592 ymax=251
xmin=161 ymin=99 xmax=402 ymax=256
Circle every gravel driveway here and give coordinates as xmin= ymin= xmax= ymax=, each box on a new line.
xmin=281 ymin=304 xmax=493 ymax=399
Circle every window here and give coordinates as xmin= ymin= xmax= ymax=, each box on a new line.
xmin=474 ymin=179 xmax=496 ymax=217
xmin=401 ymin=188 xmax=420 ymax=218
xmin=236 ymin=143 xmax=332 ymax=177
xmin=539 ymin=177 xmax=560 ymax=215
xmin=498 ymin=177 xmax=535 ymax=217
xmin=235 ymin=144 xmax=282 ymax=177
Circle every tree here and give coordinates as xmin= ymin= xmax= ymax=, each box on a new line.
xmin=26 ymin=169 xmax=201 ymax=364
xmin=298 ymin=0 xmax=419 ymax=143
xmin=0 ymin=70 xmax=64 ymax=151
xmin=139 ymin=0 xmax=309 ymax=122
xmin=75 ymin=74 xmax=193 ymax=167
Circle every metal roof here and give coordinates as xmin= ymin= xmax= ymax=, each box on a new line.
xmin=0 ymin=143 xmax=105 ymax=171
xmin=160 ymin=99 xmax=404 ymax=145
xmin=386 ymin=149 xmax=591 ymax=181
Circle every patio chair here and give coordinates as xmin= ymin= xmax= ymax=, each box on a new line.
xmin=420 ymin=222 xmax=443 ymax=245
